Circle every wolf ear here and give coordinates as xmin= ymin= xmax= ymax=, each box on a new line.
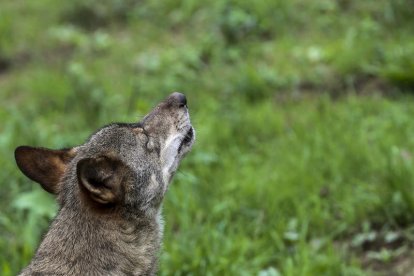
xmin=76 ymin=156 xmax=126 ymax=205
xmin=15 ymin=146 xmax=76 ymax=194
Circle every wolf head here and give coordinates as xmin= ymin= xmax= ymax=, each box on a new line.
xmin=15 ymin=92 xmax=195 ymax=217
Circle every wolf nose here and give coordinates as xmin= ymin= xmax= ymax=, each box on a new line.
xmin=169 ymin=92 xmax=187 ymax=108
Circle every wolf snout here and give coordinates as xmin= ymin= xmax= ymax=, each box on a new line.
xmin=167 ymin=92 xmax=187 ymax=108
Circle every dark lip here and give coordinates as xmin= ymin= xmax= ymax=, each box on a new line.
xmin=178 ymin=127 xmax=194 ymax=153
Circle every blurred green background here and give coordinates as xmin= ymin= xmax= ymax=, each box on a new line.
xmin=1 ymin=0 xmax=414 ymax=275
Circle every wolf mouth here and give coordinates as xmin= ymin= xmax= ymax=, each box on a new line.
xmin=178 ymin=127 xmax=194 ymax=153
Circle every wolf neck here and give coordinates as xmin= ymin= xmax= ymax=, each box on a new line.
xmin=24 ymin=204 xmax=162 ymax=276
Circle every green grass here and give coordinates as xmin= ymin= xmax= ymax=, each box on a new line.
xmin=1 ymin=0 xmax=414 ymax=275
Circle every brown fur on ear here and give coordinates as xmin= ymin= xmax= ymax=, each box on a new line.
xmin=15 ymin=146 xmax=76 ymax=194
xmin=77 ymin=156 xmax=126 ymax=205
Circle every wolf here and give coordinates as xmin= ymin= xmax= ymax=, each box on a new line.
xmin=14 ymin=92 xmax=195 ymax=275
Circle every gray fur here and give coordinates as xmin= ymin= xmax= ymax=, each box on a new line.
xmin=15 ymin=93 xmax=195 ymax=275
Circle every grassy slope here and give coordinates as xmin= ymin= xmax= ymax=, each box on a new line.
xmin=1 ymin=0 xmax=414 ymax=275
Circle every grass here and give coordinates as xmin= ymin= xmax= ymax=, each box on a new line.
xmin=1 ymin=0 xmax=414 ymax=275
